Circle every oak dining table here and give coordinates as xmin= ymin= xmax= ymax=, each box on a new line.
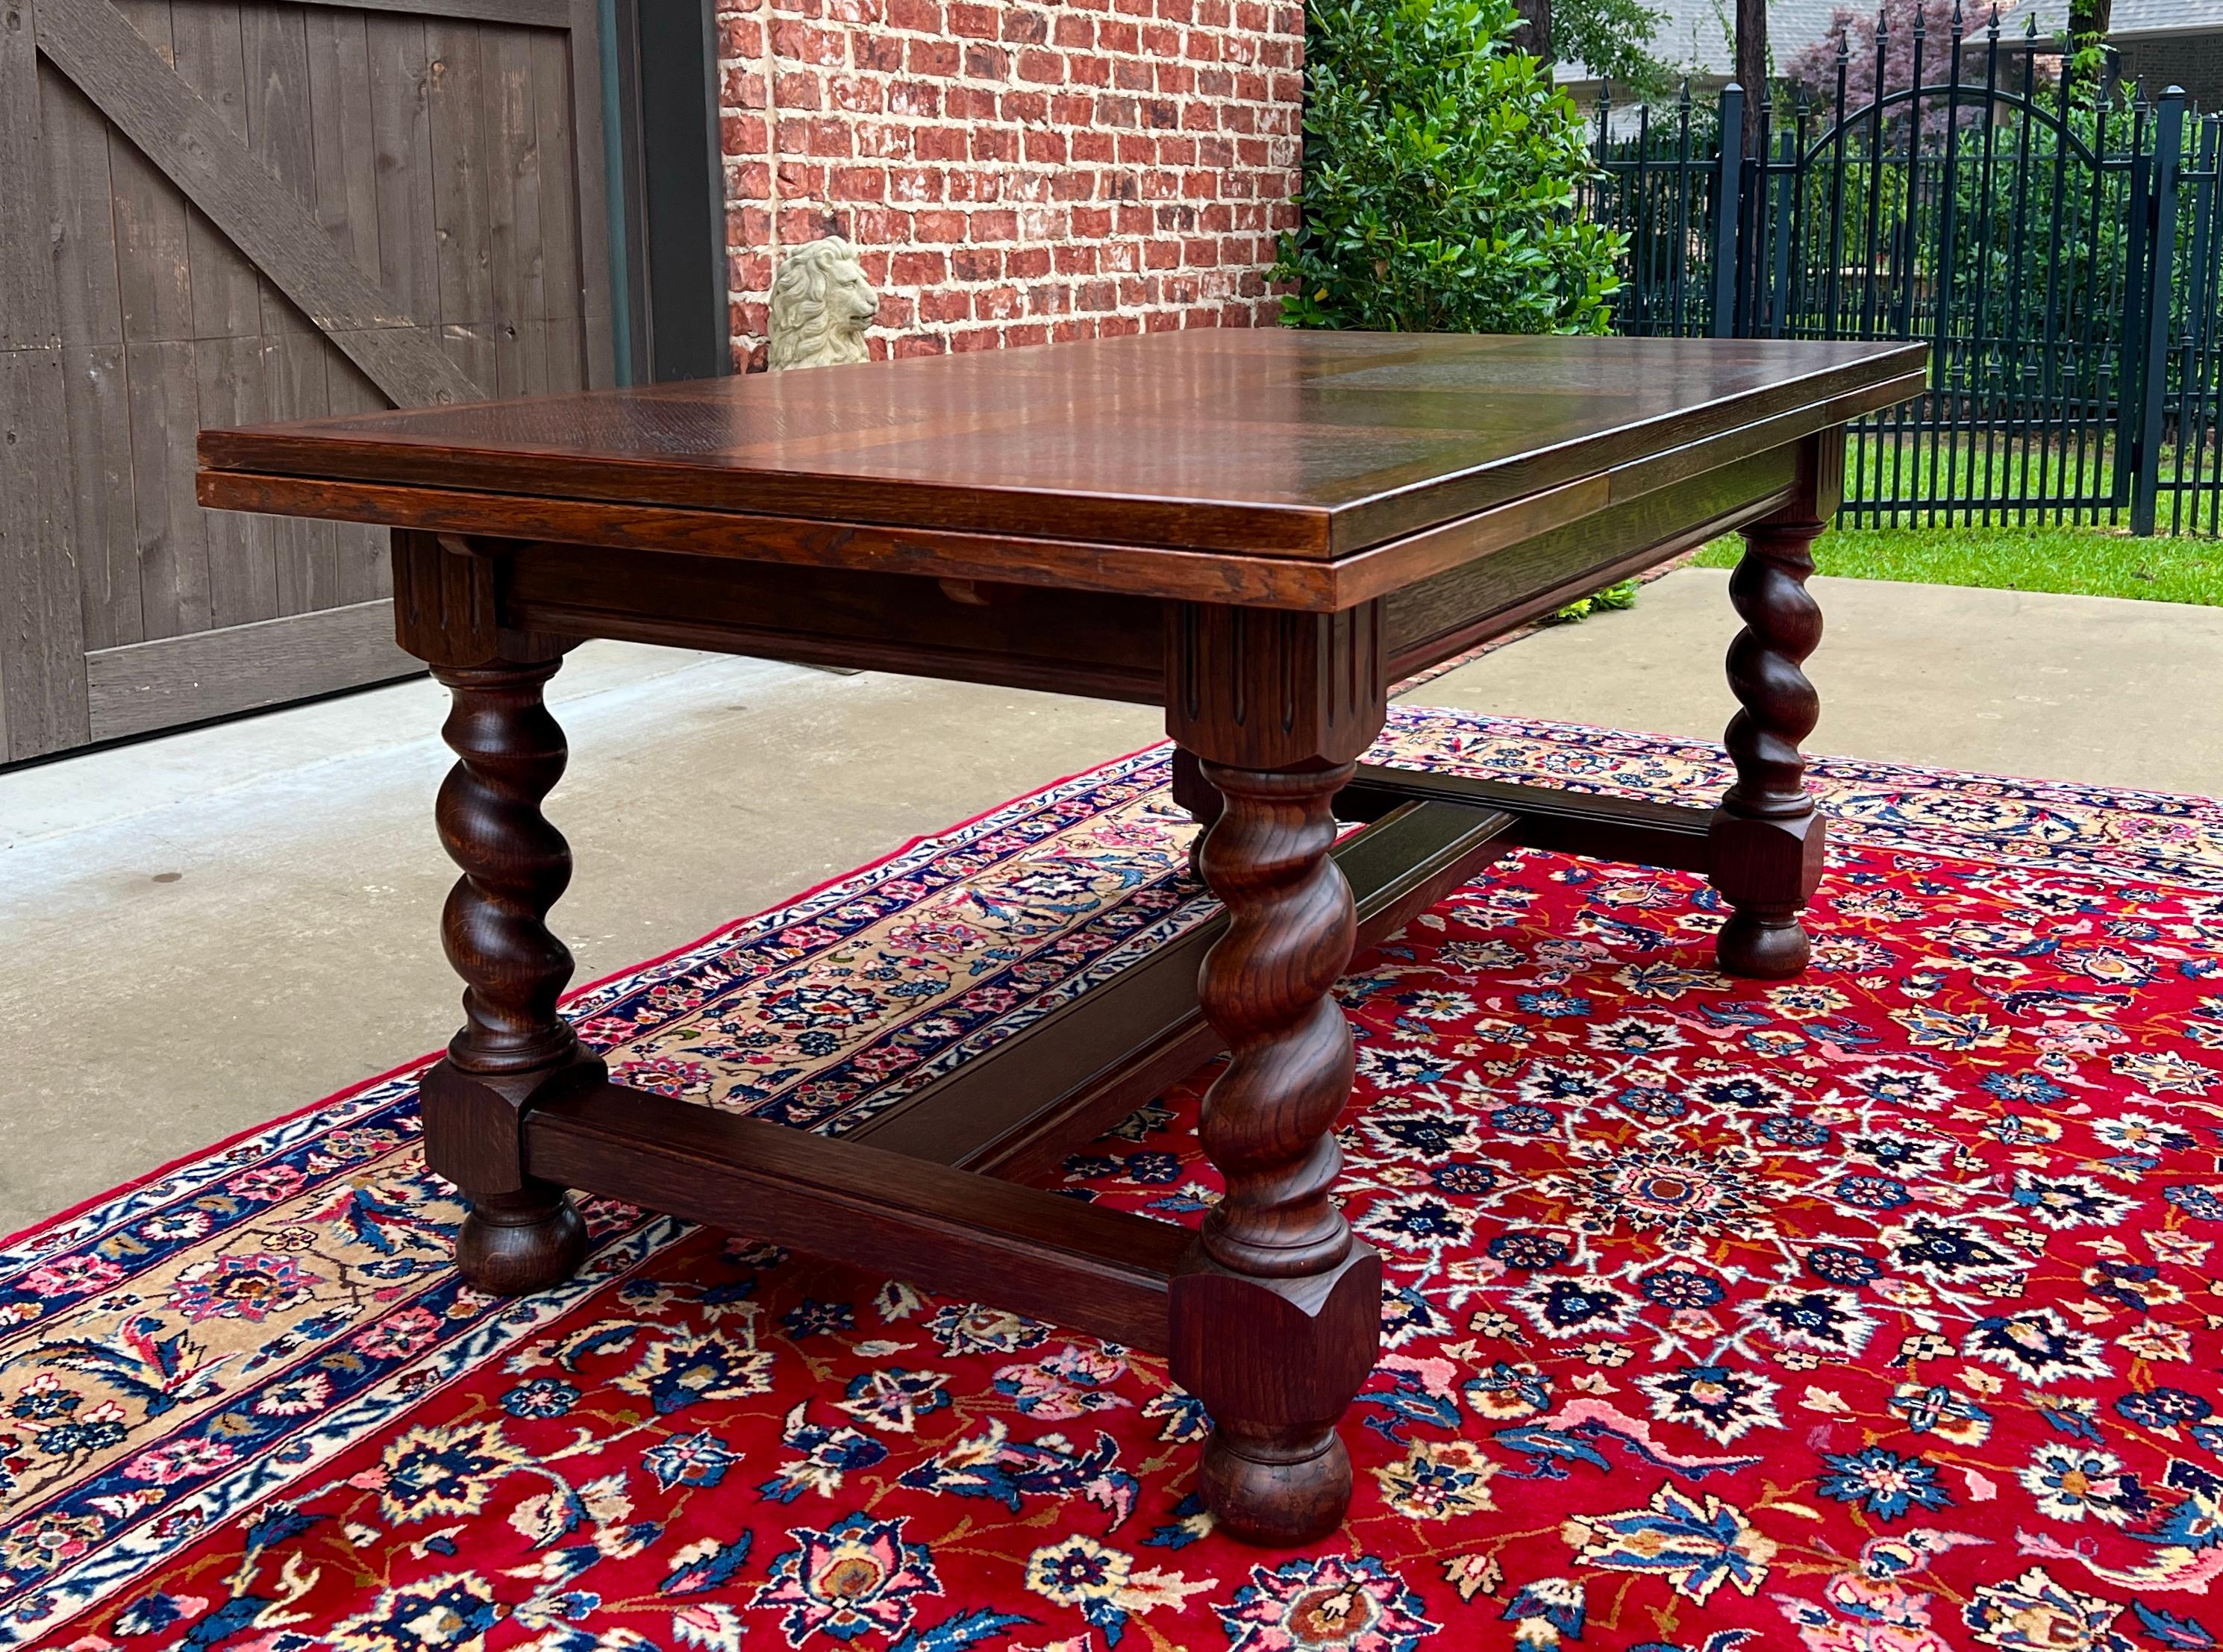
xmin=198 ymin=328 xmax=1925 ymax=1546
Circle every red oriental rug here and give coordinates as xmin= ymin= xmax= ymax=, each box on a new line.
xmin=10 ymin=708 xmax=2223 ymax=1652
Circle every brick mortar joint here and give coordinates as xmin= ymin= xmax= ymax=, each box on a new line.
xmin=714 ymin=0 xmax=1300 ymax=366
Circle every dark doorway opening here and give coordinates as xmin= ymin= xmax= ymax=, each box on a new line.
xmin=611 ymin=0 xmax=729 ymax=382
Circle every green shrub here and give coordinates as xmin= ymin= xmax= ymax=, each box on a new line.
xmin=1273 ymin=0 xmax=1625 ymax=335
xmin=1547 ymin=577 xmax=1641 ymax=624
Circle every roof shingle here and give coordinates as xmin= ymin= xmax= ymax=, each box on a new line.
xmin=1566 ymin=0 xmax=1878 ymax=83
xmin=1994 ymin=0 xmax=2223 ymax=36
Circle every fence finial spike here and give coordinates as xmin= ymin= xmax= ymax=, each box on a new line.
xmin=1986 ymin=4 xmax=2000 ymax=40
xmin=2024 ymin=10 xmax=2038 ymax=37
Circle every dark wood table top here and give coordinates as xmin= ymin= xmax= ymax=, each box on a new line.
xmin=201 ymin=331 xmax=1927 ymax=565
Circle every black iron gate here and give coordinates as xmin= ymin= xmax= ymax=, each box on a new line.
xmin=1583 ymin=10 xmax=2223 ymax=535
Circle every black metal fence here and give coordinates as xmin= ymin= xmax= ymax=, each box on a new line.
xmin=1583 ymin=11 xmax=2223 ymax=534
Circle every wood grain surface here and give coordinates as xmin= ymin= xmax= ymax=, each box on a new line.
xmin=84 ymin=597 xmax=419 ymax=740
xmin=200 ymin=331 xmax=1927 ymax=560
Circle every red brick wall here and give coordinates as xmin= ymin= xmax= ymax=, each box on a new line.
xmin=716 ymin=0 xmax=1304 ymax=368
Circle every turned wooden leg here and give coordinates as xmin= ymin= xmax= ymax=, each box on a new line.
xmin=1164 ymin=600 xmax=1386 ymax=1546
xmin=421 ymin=652 xmax=598 ymax=1295
xmin=1178 ymin=759 xmax=1383 ymax=1542
xmin=1710 ymin=466 xmax=1831 ymax=978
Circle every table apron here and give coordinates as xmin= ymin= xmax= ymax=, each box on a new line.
xmin=472 ymin=445 xmax=1801 ymax=698
xmin=504 ymin=545 xmax=1167 ymax=704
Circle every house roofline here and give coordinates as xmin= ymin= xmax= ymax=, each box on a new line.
xmin=2111 ymin=23 xmax=2223 ymax=40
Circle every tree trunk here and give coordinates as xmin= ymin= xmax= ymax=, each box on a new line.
xmin=1514 ymin=0 xmax=1551 ymax=67
xmin=2067 ymin=0 xmax=2112 ymax=100
xmin=1733 ymin=0 xmax=1766 ymax=151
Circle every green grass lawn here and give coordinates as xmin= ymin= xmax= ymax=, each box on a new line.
xmin=1693 ymin=524 xmax=2223 ymax=607
xmin=1834 ymin=431 xmax=2223 ymax=525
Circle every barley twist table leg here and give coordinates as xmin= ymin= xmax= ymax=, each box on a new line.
xmin=1163 ymin=600 xmax=1387 ymax=1545
xmin=423 ymin=654 xmax=595 ymax=1295
xmin=1711 ymin=494 xmax=1829 ymax=977
xmin=1178 ymin=757 xmax=1383 ymax=1542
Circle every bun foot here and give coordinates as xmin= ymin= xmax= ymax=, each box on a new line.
xmin=1201 ymin=1427 xmax=1351 ymax=1547
xmin=457 ymin=1187 xmax=587 ymax=1295
xmin=1716 ymin=907 xmax=1810 ymax=978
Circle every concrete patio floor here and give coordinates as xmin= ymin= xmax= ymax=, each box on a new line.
xmin=1422 ymin=566 xmax=2223 ymax=792
xmin=7 ymin=566 xmax=2222 ymax=1235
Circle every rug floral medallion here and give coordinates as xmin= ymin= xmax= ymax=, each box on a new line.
xmin=10 ymin=709 xmax=2223 ymax=1652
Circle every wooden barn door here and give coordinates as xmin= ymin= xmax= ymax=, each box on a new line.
xmin=0 ymin=0 xmax=613 ymax=761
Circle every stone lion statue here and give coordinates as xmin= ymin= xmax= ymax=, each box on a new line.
xmin=767 ymin=237 xmax=879 ymax=370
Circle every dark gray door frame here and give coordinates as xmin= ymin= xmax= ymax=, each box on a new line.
xmin=607 ymin=0 xmax=728 ymax=381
